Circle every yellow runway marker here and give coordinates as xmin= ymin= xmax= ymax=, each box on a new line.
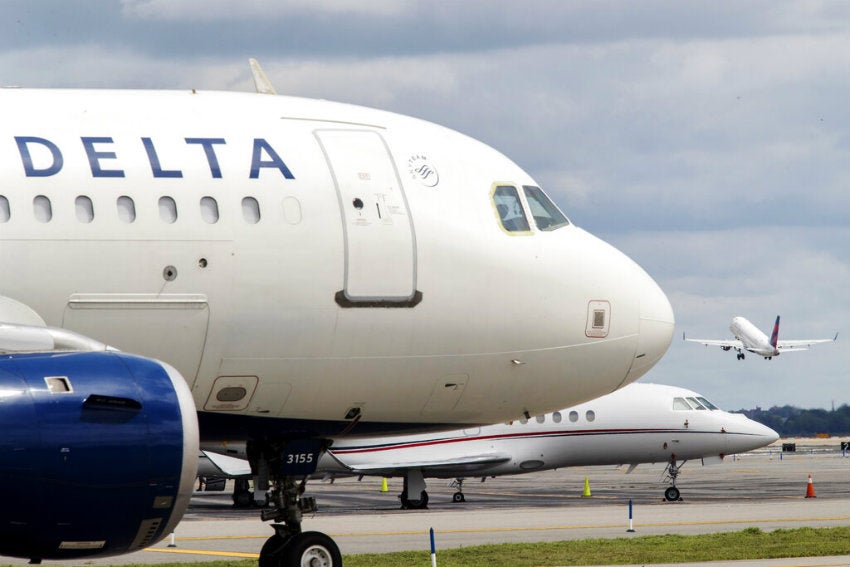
xmin=147 ymin=548 xmax=259 ymax=559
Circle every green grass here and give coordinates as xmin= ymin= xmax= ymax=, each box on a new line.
xmin=3 ymin=527 xmax=848 ymax=567
xmin=342 ymin=527 xmax=850 ymax=567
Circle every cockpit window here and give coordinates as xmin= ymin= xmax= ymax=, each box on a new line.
xmin=687 ymin=397 xmax=707 ymax=410
xmin=697 ymin=396 xmax=719 ymax=410
xmin=522 ymin=185 xmax=570 ymax=231
xmin=492 ymin=185 xmax=530 ymax=233
xmin=673 ymin=397 xmax=691 ymax=411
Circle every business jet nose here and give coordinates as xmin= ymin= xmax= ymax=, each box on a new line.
xmin=727 ymin=414 xmax=780 ymax=452
xmin=624 ymin=265 xmax=675 ymax=383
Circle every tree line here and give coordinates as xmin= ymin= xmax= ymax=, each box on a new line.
xmin=740 ymin=404 xmax=850 ymax=437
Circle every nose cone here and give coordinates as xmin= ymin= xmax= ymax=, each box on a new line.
xmin=624 ymin=264 xmax=675 ymax=383
xmin=728 ymin=414 xmax=780 ymax=452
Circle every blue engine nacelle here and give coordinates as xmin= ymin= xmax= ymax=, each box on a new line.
xmin=0 ymin=351 xmax=198 ymax=561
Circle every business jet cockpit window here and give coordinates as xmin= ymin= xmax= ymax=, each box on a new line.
xmin=673 ymin=396 xmax=720 ymax=411
xmin=492 ymin=185 xmax=531 ymax=233
xmin=522 ymin=185 xmax=570 ymax=231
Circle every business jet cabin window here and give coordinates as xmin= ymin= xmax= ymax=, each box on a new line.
xmin=491 ymin=185 xmax=530 ymax=233
xmin=522 ymin=185 xmax=570 ymax=231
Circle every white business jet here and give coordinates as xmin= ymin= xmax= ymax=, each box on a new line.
xmin=316 ymin=382 xmax=778 ymax=507
xmin=0 ymin=61 xmax=673 ymax=566
xmin=686 ymin=316 xmax=837 ymax=360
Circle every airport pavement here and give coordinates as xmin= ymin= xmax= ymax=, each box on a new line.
xmin=2 ymin=443 xmax=848 ymax=566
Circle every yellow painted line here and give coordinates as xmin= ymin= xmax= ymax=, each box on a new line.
xmin=146 ymin=548 xmax=259 ymax=558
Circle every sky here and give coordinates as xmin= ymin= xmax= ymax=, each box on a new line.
xmin=2 ymin=1 xmax=847 ymax=411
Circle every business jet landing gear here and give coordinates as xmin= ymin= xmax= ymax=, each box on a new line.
xmin=399 ymin=468 xmax=429 ymax=509
xmin=451 ymin=478 xmax=466 ymax=503
xmin=662 ymin=457 xmax=685 ymax=501
xmin=249 ymin=440 xmax=342 ymax=567
xmin=232 ymin=478 xmax=254 ymax=508
xmin=736 ymin=351 xmax=745 ymax=360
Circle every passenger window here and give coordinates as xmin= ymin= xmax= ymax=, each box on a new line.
xmin=523 ymin=185 xmax=569 ymax=231
xmin=697 ymin=397 xmax=719 ymax=410
xmin=75 ymin=196 xmax=94 ymax=223
xmin=492 ymin=185 xmax=530 ymax=233
xmin=0 ymin=196 xmax=9 ymax=222
xmin=200 ymin=196 xmax=219 ymax=224
xmin=536 ymin=414 xmax=546 ymax=424
xmin=242 ymin=197 xmax=261 ymax=224
xmin=159 ymin=196 xmax=177 ymax=224
xmin=33 ymin=195 xmax=52 ymax=223
xmin=673 ymin=397 xmax=691 ymax=411
xmin=117 ymin=196 xmax=136 ymax=223
xmin=519 ymin=417 xmax=528 ymax=425
xmin=586 ymin=410 xmax=596 ymax=422
xmin=687 ymin=397 xmax=707 ymax=410
xmin=552 ymin=411 xmax=562 ymax=423
xmin=569 ymin=410 xmax=579 ymax=423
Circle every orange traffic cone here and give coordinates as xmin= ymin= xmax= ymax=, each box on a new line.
xmin=805 ymin=474 xmax=816 ymax=498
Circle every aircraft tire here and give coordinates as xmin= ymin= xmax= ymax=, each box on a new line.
xmin=401 ymin=490 xmax=429 ymax=509
xmin=452 ymin=492 xmax=465 ymax=503
xmin=664 ymin=486 xmax=681 ymax=501
xmin=282 ymin=531 xmax=341 ymax=567
xmin=258 ymin=533 xmax=293 ymax=567
xmin=233 ymin=491 xmax=253 ymax=508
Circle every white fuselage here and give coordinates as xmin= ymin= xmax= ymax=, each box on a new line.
xmin=730 ymin=317 xmax=777 ymax=357
xmin=0 ymin=89 xmax=674 ymax=437
xmin=320 ymin=383 xmax=779 ymax=478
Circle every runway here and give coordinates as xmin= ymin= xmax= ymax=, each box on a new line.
xmin=3 ymin=442 xmax=848 ymax=566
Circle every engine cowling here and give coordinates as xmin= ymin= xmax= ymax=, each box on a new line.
xmin=0 ymin=351 xmax=198 ymax=561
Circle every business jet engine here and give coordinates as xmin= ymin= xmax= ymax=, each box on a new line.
xmin=0 ymin=351 xmax=198 ymax=562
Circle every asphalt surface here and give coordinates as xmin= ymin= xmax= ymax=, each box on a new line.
xmin=2 ymin=441 xmax=848 ymax=566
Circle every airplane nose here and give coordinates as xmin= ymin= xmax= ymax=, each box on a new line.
xmin=726 ymin=414 xmax=780 ymax=452
xmin=624 ymin=266 xmax=675 ymax=383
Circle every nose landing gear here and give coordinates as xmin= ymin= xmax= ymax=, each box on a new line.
xmin=250 ymin=440 xmax=342 ymax=567
xmin=662 ymin=456 xmax=685 ymax=501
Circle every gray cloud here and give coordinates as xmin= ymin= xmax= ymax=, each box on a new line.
xmin=1 ymin=0 xmax=847 ymax=409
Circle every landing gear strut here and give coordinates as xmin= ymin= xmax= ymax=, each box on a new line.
xmin=399 ymin=468 xmax=429 ymax=509
xmin=451 ymin=478 xmax=466 ymax=503
xmin=662 ymin=457 xmax=685 ymax=501
xmin=249 ymin=440 xmax=342 ymax=567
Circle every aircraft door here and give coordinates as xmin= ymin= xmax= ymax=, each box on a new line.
xmin=316 ymin=130 xmax=419 ymax=306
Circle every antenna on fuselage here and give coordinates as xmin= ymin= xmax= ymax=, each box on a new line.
xmin=249 ymin=58 xmax=277 ymax=95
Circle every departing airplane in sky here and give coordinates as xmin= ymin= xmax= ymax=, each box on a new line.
xmin=685 ymin=316 xmax=837 ymax=360
xmin=0 ymin=62 xmax=673 ymax=566
xmin=201 ymin=383 xmax=778 ymax=507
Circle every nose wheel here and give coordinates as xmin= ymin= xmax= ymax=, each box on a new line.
xmin=451 ymin=478 xmax=466 ymax=503
xmin=664 ymin=486 xmax=681 ymax=502
xmin=662 ymin=456 xmax=685 ymax=501
xmin=260 ymin=530 xmax=341 ymax=567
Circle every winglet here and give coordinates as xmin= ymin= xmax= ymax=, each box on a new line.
xmin=769 ymin=315 xmax=780 ymax=348
xmin=249 ymin=58 xmax=277 ymax=95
